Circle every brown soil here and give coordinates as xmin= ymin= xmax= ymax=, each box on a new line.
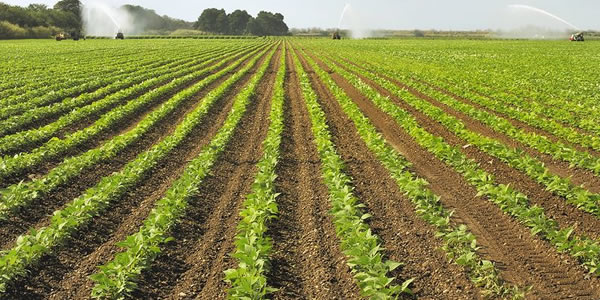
xmin=383 ymin=72 xmax=600 ymax=237
xmin=338 ymin=57 xmax=600 ymax=194
xmin=0 ymin=48 xmax=266 ymax=250
xmin=416 ymin=80 xmax=600 ymax=193
xmin=0 ymin=56 xmax=186 ymax=139
xmin=420 ymin=80 xmax=600 ymax=158
xmin=0 ymin=47 xmax=274 ymax=300
xmin=315 ymin=52 xmax=600 ymax=299
xmin=266 ymin=46 xmax=362 ymax=300
xmin=467 ymin=84 xmax=599 ymax=138
xmin=126 ymin=45 xmax=280 ymax=300
xmin=296 ymin=47 xmax=484 ymax=299
xmin=0 ymin=48 xmax=256 ymax=188
xmin=333 ymin=56 xmax=600 ymax=240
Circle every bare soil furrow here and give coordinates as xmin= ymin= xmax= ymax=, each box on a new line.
xmin=128 ymin=46 xmax=279 ymax=300
xmin=0 ymin=52 xmax=259 ymax=251
xmin=296 ymin=48 xmax=484 ymax=299
xmin=0 ymin=49 xmax=271 ymax=300
xmin=319 ymin=55 xmax=600 ymax=299
xmin=266 ymin=47 xmax=362 ymax=300
xmin=420 ymin=80 xmax=600 ymax=158
xmin=335 ymin=59 xmax=600 ymax=241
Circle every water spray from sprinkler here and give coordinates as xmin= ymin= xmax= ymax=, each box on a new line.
xmin=338 ymin=3 xmax=351 ymax=30
xmin=509 ymin=4 xmax=581 ymax=31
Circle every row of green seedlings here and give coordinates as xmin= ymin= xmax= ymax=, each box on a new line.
xmin=426 ymin=72 xmax=600 ymax=153
xmin=0 ymin=46 xmax=266 ymax=220
xmin=0 ymin=44 xmax=274 ymax=294
xmin=406 ymin=64 xmax=600 ymax=153
xmin=89 ymin=44 xmax=279 ymax=299
xmin=0 ymin=47 xmax=117 ymax=88
xmin=0 ymin=46 xmax=159 ymax=103
xmin=0 ymin=44 xmax=264 ymax=181
xmin=376 ymin=66 xmax=600 ymax=177
xmin=0 ymin=50 xmax=157 ymax=109
xmin=0 ymin=46 xmax=226 ymax=136
xmin=0 ymin=44 xmax=251 ymax=155
xmin=461 ymin=64 xmax=600 ymax=135
xmin=346 ymin=55 xmax=600 ymax=177
xmin=223 ymin=46 xmax=286 ymax=298
xmin=297 ymin=47 xmax=524 ymax=299
xmin=0 ymin=41 xmax=208 ymax=101
xmin=291 ymin=47 xmax=412 ymax=299
xmin=429 ymin=61 xmax=600 ymax=137
xmin=0 ymin=43 xmax=145 ymax=78
xmin=318 ymin=50 xmax=600 ymax=284
xmin=348 ymin=56 xmax=600 ymax=219
xmin=0 ymin=46 xmax=200 ymax=121
xmin=0 ymin=48 xmax=197 ymax=122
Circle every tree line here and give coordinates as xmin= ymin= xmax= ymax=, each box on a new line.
xmin=195 ymin=8 xmax=288 ymax=36
xmin=0 ymin=0 xmax=81 ymax=39
xmin=0 ymin=2 xmax=289 ymax=39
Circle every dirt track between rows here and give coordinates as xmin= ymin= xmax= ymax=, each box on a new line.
xmin=307 ymin=49 xmax=600 ymax=299
xmin=296 ymin=46 xmax=484 ymax=299
xmin=266 ymin=45 xmax=362 ymax=300
xmin=0 ymin=47 xmax=264 ymax=252
xmin=1 ymin=45 xmax=273 ymax=300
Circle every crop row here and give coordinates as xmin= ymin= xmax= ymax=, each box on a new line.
xmin=224 ymin=45 xmax=286 ymax=298
xmin=317 ymin=50 xmax=600 ymax=283
xmin=349 ymin=59 xmax=600 ymax=220
xmin=349 ymin=57 xmax=600 ymax=177
xmin=0 ymin=45 xmax=248 ymax=155
xmin=292 ymin=47 xmax=411 ymax=298
xmin=354 ymin=41 xmax=600 ymax=139
xmin=0 ymin=46 xmax=208 ymax=121
xmin=0 ymin=43 xmax=274 ymax=293
xmin=448 ymin=61 xmax=600 ymax=130
xmin=0 ymin=46 xmax=146 ymax=94
xmin=0 ymin=40 xmax=199 ymax=89
xmin=88 ymin=44 xmax=278 ymax=299
xmin=0 ymin=46 xmax=230 ymax=136
xmin=0 ymin=45 xmax=195 ymax=110
xmin=416 ymin=77 xmax=600 ymax=176
xmin=0 ymin=44 xmax=264 ymax=181
xmin=298 ymin=47 xmax=522 ymax=298
xmin=0 ymin=45 xmax=264 ymax=220
xmin=0 ymin=46 xmax=197 ymax=114
xmin=420 ymin=73 xmax=600 ymax=153
xmin=374 ymin=68 xmax=600 ymax=177
xmin=313 ymin=42 xmax=600 ymax=218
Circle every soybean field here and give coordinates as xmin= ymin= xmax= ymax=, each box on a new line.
xmin=1 ymin=38 xmax=600 ymax=299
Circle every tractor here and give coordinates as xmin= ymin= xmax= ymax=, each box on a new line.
xmin=55 ymin=33 xmax=66 ymax=41
xmin=332 ymin=31 xmax=341 ymax=40
xmin=570 ymin=32 xmax=584 ymax=42
xmin=116 ymin=32 xmax=124 ymax=40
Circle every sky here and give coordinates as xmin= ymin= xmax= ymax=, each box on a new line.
xmin=3 ymin=0 xmax=599 ymax=30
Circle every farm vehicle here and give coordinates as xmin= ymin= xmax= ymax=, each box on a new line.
xmin=570 ymin=32 xmax=584 ymax=41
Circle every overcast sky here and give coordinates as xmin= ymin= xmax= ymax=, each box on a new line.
xmin=3 ymin=0 xmax=599 ymax=30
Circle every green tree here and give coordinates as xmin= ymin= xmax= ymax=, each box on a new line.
xmin=245 ymin=18 xmax=263 ymax=36
xmin=254 ymin=11 xmax=288 ymax=36
xmin=53 ymin=0 xmax=81 ymax=32
xmin=228 ymin=9 xmax=251 ymax=35
xmin=195 ymin=8 xmax=228 ymax=34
